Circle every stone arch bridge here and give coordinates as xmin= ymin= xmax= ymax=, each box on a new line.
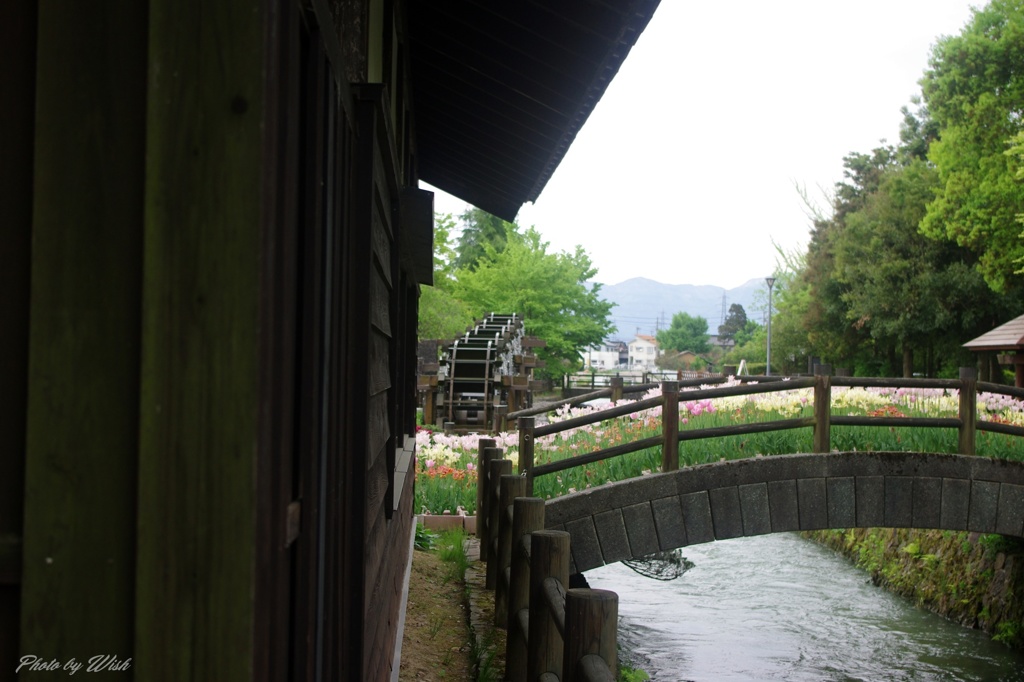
xmin=543 ymin=452 xmax=1024 ymax=574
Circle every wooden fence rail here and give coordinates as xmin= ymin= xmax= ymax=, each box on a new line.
xmin=510 ymin=367 xmax=1024 ymax=491
xmin=475 ymin=444 xmax=618 ymax=681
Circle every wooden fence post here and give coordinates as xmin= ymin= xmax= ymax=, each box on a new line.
xmin=493 ymin=403 xmax=509 ymax=433
xmin=476 ymin=443 xmax=498 ymax=548
xmin=813 ymin=365 xmax=832 ymax=453
xmin=959 ymin=366 xmax=977 ymax=456
xmin=505 ymin=497 xmax=546 ymax=682
xmin=475 ymin=438 xmax=496 ymax=519
xmin=519 ymin=416 xmax=535 ymax=497
xmin=563 ymin=589 xmax=618 ymax=682
xmin=485 ymin=458 xmax=511 ymax=590
xmin=661 ymin=381 xmax=680 ymax=472
xmin=528 ymin=530 xmax=570 ymax=682
xmin=610 ymin=376 xmax=623 ymax=403
xmin=495 ymin=474 xmax=527 ymax=628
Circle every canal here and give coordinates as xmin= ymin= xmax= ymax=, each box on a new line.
xmin=586 ymin=533 xmax=1024 ymax=681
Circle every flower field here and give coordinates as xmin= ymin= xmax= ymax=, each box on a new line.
xmin=415 ymin=380 xmax=1024 ymax=515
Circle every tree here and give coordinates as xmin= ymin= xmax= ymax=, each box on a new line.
xmin=656 ymin=313 xmax=710 ymax=354
xmin=454 ymin=226 xmax=615 ymax=375
xmin=454 ymin=207 xmax=514 ymax=271
xmin=920 ymin=0 xmax=1024 ymax=293
xmin=717 ymin=304 xmax=747 ymax=341
xmin=418 ymin=213 xmax=474 ymax=340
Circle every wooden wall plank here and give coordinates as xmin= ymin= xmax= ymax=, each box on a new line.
xmin=0 ymin=1 xmax=36 ymax=672
xmin=135 ymin=2 xmax=265 ymax=680
xmin=19 ymin=2 xmax=147 ymax=667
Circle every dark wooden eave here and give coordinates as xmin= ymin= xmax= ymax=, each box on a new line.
xmin=408 ymin=0 xmax=660 ymax=222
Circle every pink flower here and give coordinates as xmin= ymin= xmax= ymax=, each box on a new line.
xmin=466 ymin=462 xmax=475 ymax=472
xmin=425 ymin=459 xmax=436 ymax=469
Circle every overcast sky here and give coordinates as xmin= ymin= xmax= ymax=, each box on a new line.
xmin=427 ymin=1 xmax=981 ymax=290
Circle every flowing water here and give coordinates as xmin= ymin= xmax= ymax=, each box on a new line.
xmin=585 ymin=533 xmax=1024 ymax=681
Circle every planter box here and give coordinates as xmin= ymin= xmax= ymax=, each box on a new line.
xmin=417 ymin=513 xmax=478 ymax=535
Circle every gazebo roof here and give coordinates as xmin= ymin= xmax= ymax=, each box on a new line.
xmin=963 ymin=313 xmax=1024 ymax=351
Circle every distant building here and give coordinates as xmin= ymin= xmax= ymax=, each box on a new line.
xmin=708 ymin=334 xmax=736 ymax=351
xmin=628 ymin=334 xmax=661 ymax=369
xmin=582 ymin=340 xmax=628 ymax=369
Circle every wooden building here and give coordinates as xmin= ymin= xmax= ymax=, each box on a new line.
xmin=964 ymin=313 xmax=1024 ymax=387
xmin=0 ymin=1 xmax=659 ymax=680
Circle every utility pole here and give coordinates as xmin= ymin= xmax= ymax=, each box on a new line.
xmin=765 ymin=276 xmax=776 ymax=376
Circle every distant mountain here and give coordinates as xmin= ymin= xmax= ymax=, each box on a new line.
xmin=597 ymin=277 xmax=764 ymax=340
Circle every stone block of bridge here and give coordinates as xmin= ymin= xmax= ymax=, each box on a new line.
xmin=739 ymin=483 xmax=771 ymax=536
xmin=797 ymin=478 xmax=828 ymax=530
xmin=593 ymin=509 xmax=632 ymax=565
xmin=622 ymin=502 xmax=661 ymax=557
xmin=651 ymin=496 xmax=687 ymax=549
xmin=969 ymin=480 xmax=1000 ymax=533
xmin=565 ymin=517 xmax=602 ymax=573
xmin=826 ymin=477 xmax=856 ymax=528
xmin=767 ymin=479 xmax=799 ymax=531
xmin=913 ymin=477 xmax=943 ymax=529
xmin=885 ymin=477 xmax=914 ymax=527
xmin=940 ymin=478 xmax=971 ymax=530
xmin=709 ymin=487 xmax=743 ymax=539
xmin=680 ymin=492 xmax=715 ymax=545
xmin=996 ymin=483 xmax=1024 ymax=536
xmin=856 ymin=476 xmax=885 ymax=527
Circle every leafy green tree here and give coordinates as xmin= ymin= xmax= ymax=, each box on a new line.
xmin=717 ymin=304 xmax=747 ymax=340
xmin=454 ymin=226 xmax=614 ymax=376
xmin=454 ymin=207 xmax=514 ymax=271
xmin=656 ymin=313 xmax=710 ymax=354
xmin=418 ymin=213 xmax=474 ymax=340
xmin=732 ymin=319 xmax=761 ymax=348
xmin=920 ymin=0 xmax=1024 ymax=293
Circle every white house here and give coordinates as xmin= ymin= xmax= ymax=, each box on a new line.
xmin=582 ymin=340 xmax=627 ymax=369
xmin=628 ymin=335 xmax=660 ymax=369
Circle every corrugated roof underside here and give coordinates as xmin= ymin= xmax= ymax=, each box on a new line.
xmin=409 ymin=0 xmax=659 ymax=221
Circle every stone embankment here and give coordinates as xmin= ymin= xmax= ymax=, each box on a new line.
xmin=810 ymin=527 xmax=1024 ymax=647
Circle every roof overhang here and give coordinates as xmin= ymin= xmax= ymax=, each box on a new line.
xmin=408 ymin=0 xmax=660 ymax=222
xmin=963 ymin=313 xmax=1024 ymax=351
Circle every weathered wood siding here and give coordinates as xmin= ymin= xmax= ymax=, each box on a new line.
xmin=0 ymin=2 xmax=35 ymax=676
xmin=18 ymin=2 xmax=148 ymax=674
xmin=5 ymin=2 xmax=424 ymax=681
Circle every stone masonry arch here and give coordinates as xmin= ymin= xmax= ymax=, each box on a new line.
xmin=543 ymin=452 xmax=1024 ymax=573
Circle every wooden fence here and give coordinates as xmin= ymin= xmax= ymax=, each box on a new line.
xmin=562 ymin=369 xmax=718 ymax=391
xmin=475 ymin=441 xmax=618 ymax=681
xmin=513 ymin=366 xmax=1024 ymax=493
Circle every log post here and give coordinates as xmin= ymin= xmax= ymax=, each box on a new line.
xmin=563 ymin=589 xmax=618 ymax=682
xmin=959 ymin=366 xmax=977 ymax=456
xmin=424 ymin=384 xmax=436 ymax=427
xmin=485 ymin=458 xmax=511 ymax=590
xmin=610 ymin=376 xmax=623 ymax=403
xmin=495 ymin=474 xmax=527 ymax=628
xmin=505 ymin=497 xmax=546 ymax=682
xmin=661 ymin=381 xmax=680 ymax=472
xmin=519 ymin=416 xmax=535 ymax=496
xmin=813 ymin=365 xmax=832 ymax=454
xmin=475 ymin=441 xmax=498 ymax=547
xmin=528 ymin=531 xmax=570 ymax=682
xmin=493 ymin=403 xmax=509 ymax=433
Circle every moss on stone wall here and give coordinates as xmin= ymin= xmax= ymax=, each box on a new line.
xmin=807 ymin=528 xmax=1024 ymax=648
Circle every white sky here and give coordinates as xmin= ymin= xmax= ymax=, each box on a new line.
xmin=427 ymin=1 xmax=981 ymax=290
